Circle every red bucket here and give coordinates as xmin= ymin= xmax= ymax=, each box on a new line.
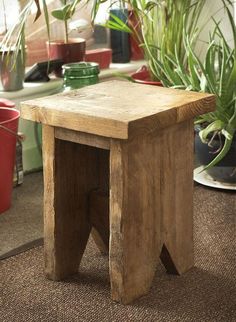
xmin=0 ymin=108 xmax=20 ymax=213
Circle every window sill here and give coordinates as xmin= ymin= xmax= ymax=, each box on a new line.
xmin=0 ymin=61 xmax=144 ymax=104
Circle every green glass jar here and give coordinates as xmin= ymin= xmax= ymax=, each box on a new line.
xmin=62 ymin=62 xmax=100 ymax=91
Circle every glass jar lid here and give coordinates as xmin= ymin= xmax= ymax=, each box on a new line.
xmin=62 ymin=62 xmax=100 ymax=77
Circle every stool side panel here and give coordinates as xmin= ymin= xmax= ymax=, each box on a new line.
xmin=42 ymin=126 xmax=101 ymax=280
xmin=160 ymin=120 xmax=194 ymax=274
xmin=109 ymin=135 xmax=162 ymax=304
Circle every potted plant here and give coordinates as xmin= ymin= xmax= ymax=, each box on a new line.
xmin=95 ymin=0 xmax=206 ymax=84
xmin=142 ymin=3 xmax=236 ymax=184
xmin=47 ymin=0 xmax=88 ymax=74
xmin=0 ymin=1 xmax=89 ymax=79
xmin=95 ymin=0 xmax=235 ymax=184
xmin=0 ymin=0 xmax=27 ymax=91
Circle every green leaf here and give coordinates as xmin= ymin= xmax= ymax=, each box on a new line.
xmin=204 ymin=40 xmax=217 ymax=86
xmin=51 ymin=4 xmax=72 ymax=21
xmin=102 ymin=21 xmax=131 ymax=33
xmin=203 ymin=132 xmax=234 ymax=170
xmin=199 ymin=120 xmax=224 ymax=143
xmin=224 ymin=4 xmax=236 ymax=58
xmin=112 ymin=72 xmax=135 ymax=82
xmin=42 ymin=0 xmax=50 ymax=40
xmin=33 ymin=0 xmax=41 ymax=21
xmin=221 ymin=128 xmax=233 ymax=140
xmin=108 ymin=12 xmax=132 ymax=33
xmin=188 ymin=49 xmax=201 ymax=90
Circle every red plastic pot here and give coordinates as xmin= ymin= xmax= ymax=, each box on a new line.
xmin=85 ymin=48 xmax=112 ymax=69
xmin=128 ymin=11 xmax=144 ymax=60
xmin=131 ymin=66 xmax=162 ymax=86
xmin=47 ymin=38 xmax=86 ymax=77
xmin=0 ymin=107 xmax=20 ymax=214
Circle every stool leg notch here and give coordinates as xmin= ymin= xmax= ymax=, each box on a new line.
xmin=159 ymin=244 xmax=178 ymax=275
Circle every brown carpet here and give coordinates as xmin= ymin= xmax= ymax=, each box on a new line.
xmin=0 ymin=185 xmax=235 ymax=322
xmin=0 ymin=172 xmax=43 ymax=257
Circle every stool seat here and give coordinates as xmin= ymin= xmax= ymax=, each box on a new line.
xmin=21 ymin=80 xmax=214 ymax=139
xmin=21 ymin=81 xmax=215 ymax=304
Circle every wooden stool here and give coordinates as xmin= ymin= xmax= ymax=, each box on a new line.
xmin=21 ymin=81 xmax=215 ymax=304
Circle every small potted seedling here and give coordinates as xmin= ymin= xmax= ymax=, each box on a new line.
xmin=47 ymin=0 xmax=90 ymax=75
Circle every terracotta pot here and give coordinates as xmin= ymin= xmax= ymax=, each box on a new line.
xmin=131 ymin=66 xmax=162 ymax=86
xmin=47 ymin=38 xmax=86 ymax=77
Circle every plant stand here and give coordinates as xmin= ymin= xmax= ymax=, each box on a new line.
xmin=20 ymin=81 xmax=215 ymax=304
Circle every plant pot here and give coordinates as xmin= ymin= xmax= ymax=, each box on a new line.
xmin=0 ymin=108 xmax=20 ymax=214
xmin=128 ymin=10 xmax=144 ymax=60
xmin=131 ymin=66 xmax=162 ymax=86
xmin=110 ymin=9 xmax=131 ymax=63
xmin=0 ymin=50 xmax=25 ymax=91
xmin=46 ymin=38 xmax=86 ymax=77
xmin=85 ymin=48 xmax=112 ymax=69
xmin=195 ymin=126 xmax=236 ymax=184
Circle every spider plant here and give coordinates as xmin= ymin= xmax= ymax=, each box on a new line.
xmin=151 ymin=2 xmax=236 ymax=169
xmin=93 ymin=0 xmax=206 ymax=80
xmin=0 ymin=0 xmax=49 ymax=68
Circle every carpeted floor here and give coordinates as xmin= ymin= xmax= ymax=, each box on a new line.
xmin=0 ymin=172 xmax=43 ymax=257
xmin=0 ymin=175 xmax=235 ymax=321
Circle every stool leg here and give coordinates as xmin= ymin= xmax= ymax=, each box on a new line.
xmin=109 ymin=137 xmax=162 ymax=304
xmin=42 ymin=125 xmax=98 ymax=280
xmin=160 ymin=120 xmax=194 ymax=274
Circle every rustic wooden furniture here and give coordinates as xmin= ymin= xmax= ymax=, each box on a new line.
xmin=21 ymin=81 xmax=215 ymax=304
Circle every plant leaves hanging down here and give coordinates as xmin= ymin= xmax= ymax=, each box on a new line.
xmin=0 ymin=0 xmax=50 ymax=68
xmin=153 ymin=3 xmax=236 ymax=169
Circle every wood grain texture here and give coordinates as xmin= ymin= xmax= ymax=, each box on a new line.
xmin=109 ymin=134 xmax=162 ymax=304
xmin=42 ymin=125 xmax=99 ymax=280
xmin=159 ymin=120 xmax=194 ymax=274
xmin=89 ymin=149 xmax=110 ymax=254
xmin=21 ymin=81 xmax=215 ymax=139
xmin=42 ymin=125 xmax=57 ymax=279
xmin=55 ymin=127 xmax=110 ymax=150
xmin=31 ymin=82 xmax=213 ymax=304
xmin=109 ymin=120 xmax=195 ymax=303
xmin=89 ymin=191 xmax=109 ymax=255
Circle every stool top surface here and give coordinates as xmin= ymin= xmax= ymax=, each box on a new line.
xmin=21 ymin=80 xmax=215 ymax=139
